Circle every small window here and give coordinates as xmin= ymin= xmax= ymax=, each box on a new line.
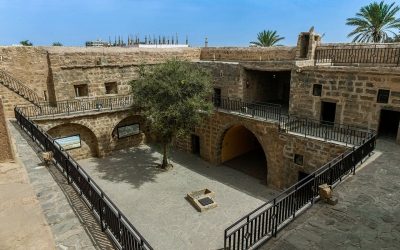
xmin=377 ymin=89 xmax=390 ymax=103
xmin=313 ymin=84 xmax=322 ymax=96
xmin=105 ymin=82 xmax=118 ymax=94
xmin=74 ymin=84 xmax=88 ymax=97
xmin=294 ymin=154 xmax=304 ymax=166
xmin=219 ymin=70 xmax=223 ymax=77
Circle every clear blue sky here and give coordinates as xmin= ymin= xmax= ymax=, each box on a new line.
xmin=0 ymin=0 xmax=397 ymax=47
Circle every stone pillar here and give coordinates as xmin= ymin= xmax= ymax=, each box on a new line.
xmin=295 ymin=28 xmax=321 ymax=60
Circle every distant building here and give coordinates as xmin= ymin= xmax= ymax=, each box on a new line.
xmin=85 ymin=39 xmax=108 ymax=47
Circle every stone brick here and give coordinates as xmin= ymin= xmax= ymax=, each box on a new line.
xmin=366 ymin=89 xmax=377 ymax=95
xmin=391 ymin=91 xmax=400 ymax=97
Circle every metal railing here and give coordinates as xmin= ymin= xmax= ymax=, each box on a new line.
xmin=0 ymin=69 xmax=42 ymax=106
xmin=314 ymin=44 xmax=400 ymax=66
xmin=212 ymin=95 xmax=281 ymax=121
xmin=15 ymin=107 xmax=153 ymax=250
xmin=224 ymin=125 xmax=376 ymax=249
xmin=279 ymin=116 xmax=373 ymax=146
xmin=18 ymin=94 xmax=134 ymax=118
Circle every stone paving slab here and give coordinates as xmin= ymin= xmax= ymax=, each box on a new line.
xmin=78 ymin=144 xmax=279 ymax=250
xmin=0 ymin=162 xmax=55 ymax=250
xmin=260 ymin=140 xmax=400 ymax=250
xmin=8 ymin=120 xmax=114 ymax=250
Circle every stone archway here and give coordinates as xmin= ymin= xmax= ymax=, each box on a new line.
xmin=219 ymin=124 xmax=268 ymax=182
xmin=109 ymin=115 xmax=148 ymax=152
xmin=47 ymin=123 xmax=99 ymax=160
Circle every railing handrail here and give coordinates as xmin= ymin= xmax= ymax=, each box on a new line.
xmin=17 ymin=94 xmax=134 ymax=118
xmin=280 ymin=115 xmax=372 ymax=133
xmin=213 ymin=95 xmax=282 ymax=108
xmin=314 ymin=45 xmax=400 ymax=66
xmin=14 ymin=106 xmax=153 ymax=250
xmin=0 ymin=69 xmax=42 ymax=106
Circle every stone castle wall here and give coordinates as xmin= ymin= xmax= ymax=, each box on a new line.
xmin=200 ymin=47 xmax=297 ymax=61
xmin=0 ymin=99 xmax=13 ymax=162
xmin=46 ymin=47 xmax=202 ymax=101
xmin=289 ymin=67 xmax=400 ymax=130
xmin=175 ymin=111 xmax=347 ymax=190
xmin=0 ymin=46 xmax=202 ymax=117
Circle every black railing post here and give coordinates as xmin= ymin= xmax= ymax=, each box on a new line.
xmin=30 ymin=124 xmax=34 ymax=142
xmin=252 ymin=101 xmax=255 ymax=118
xmin=99 ymin=198 xmax=105 ymax=232
xmin=273 ymin=199 xmax=278 ymax=237
xmin=65 ymin=158 xmax=70 ymax=184
xmin=352 ymin=147 xmax=356 ymax=175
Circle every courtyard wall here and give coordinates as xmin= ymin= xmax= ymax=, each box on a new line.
xmin=34 ymin=109 xmax=149 ymax=159
xmin=175 ymin=111 xmax=347 ymax=190
xmin=289 ymin=66 xmax=400 ymax=132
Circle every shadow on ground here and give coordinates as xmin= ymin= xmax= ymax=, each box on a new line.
xmin=81 ymin=145 xmax=162 ymax=188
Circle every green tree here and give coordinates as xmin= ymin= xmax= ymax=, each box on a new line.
xmin=129 ymin=59 xmax=214 ymax=170
xmin=52 ymin=42 xmax=63 ymax=46
xmin=250 ymin=30 xmax=285 ymax=47
xmin=346 ymin=1 xmax=400 ymax=43
xmin=20 ymin=40 xmax=33 ymax=46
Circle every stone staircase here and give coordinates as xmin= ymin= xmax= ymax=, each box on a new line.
xmin=0 ymin=69 xmax=42 ymax=107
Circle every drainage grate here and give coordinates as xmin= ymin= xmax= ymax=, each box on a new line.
xmin=198 ymin=197 xmax=214 ymax=206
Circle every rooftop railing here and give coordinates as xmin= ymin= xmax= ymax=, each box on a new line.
xmin=314 ymin=44 xmax=400 ymax=66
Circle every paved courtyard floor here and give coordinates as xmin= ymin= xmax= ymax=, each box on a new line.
xmin=78 ymin=144 xmax=278 ymax=250
xmin=262 ymin=139 xmax=400 ymax=250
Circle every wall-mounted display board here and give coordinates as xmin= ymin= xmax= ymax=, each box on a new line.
xmin=55 ymin=134 xmax=81 ymax=150
xmin=117 ymin=124 xmax=140 ymax=139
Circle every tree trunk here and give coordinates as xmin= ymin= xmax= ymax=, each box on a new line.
xmin=162 ymin=138 xmax=169 ymax=169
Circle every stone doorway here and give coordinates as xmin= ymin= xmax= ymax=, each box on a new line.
xmin=378 ymin=109 xmax=400 ymax=143
xmin=192 ymin=135 xmax=200 ymax=156
xmin=321 ymin=101 xmax=336 ymax=124
xmin=244 ymin=70 xmax=291 ymax=116
xmin=214 ymin=88 xmax=221 ymax=107
xmin=221 ymin=124 xmax=267 ymax=182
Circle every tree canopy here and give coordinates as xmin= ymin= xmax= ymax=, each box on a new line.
xmin=20 ymin=40 xmax=33 ymax=46
xmin=346 ymin=1 xmax=400 ymax=43
xmin=129 ymin=59 xmax=214 ymax=169
xmin=52 ymin=42 xmax=63 ymax=46
xmin=250 ymin=30 xmax=285 ymax=47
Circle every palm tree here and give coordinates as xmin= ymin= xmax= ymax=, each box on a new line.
xmin=250 ymin=30 xmax=285 ymax=47
xmin=346 ymin=1 xmax=400 ymax=43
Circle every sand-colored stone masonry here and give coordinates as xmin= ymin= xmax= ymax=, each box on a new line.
xmin=0 ymin=99 xmax=13 ymax=162
xmin=193 ymin=61 xmax=244 ymax=98
xmin=200 ymin=47 xmax=296 ymax=62
xmin=0 ymin=83 xmax=33 ymax=117
xmin=34 ymin=109 xmax=149 ymax=159
xmin=289 ymin=66 xmax=400 ymax=130
xmin=47 ymin=47 xmax=201 ymax=101
xmin=175 ymin=111 xmax=347 ymax=190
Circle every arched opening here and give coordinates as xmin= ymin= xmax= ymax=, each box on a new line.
xmin=221 ymin=124 xmax=267 ymax=182
xmin=110 ymin=115 xmax=148 ymax=151
xmin=47 ymin=123 xmax=99 ymax=160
